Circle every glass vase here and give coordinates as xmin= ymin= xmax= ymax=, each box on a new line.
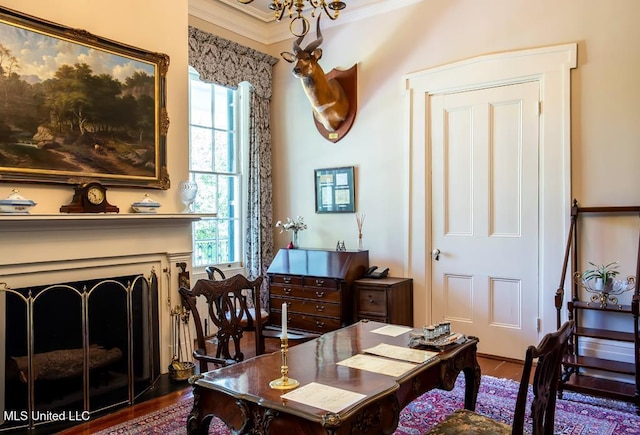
xmin=179 ymin=180 xmax=198 ymax=213
xmin=292 ymin=231 xmax=299 ymax=249
xmin=357 ymin=232 xmax=364 ymax=250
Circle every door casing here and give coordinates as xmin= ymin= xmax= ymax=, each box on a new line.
xmin=404 ymin=43 xmax=577 ymax=337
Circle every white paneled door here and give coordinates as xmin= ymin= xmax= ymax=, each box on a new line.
xmin=430 ymin=82 xmax=540 ymax=359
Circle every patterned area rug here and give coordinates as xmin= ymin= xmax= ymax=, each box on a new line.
xmin=95 ymin=375 xmax=640 ymax=434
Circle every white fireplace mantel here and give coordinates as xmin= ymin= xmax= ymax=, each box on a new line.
xmin=0 ymin=212 xmax=211 ymax=268
xmin=0 ymin=213 xmax=211 ymax=373
xmin=0 ymin=213 xmax=209 ymax=230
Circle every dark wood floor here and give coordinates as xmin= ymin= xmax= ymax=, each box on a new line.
xmin=58 ymin=335 xmax=527 ymax=435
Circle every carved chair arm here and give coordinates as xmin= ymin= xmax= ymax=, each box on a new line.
xmin=193 ymin=349 xmax=236 ymax=368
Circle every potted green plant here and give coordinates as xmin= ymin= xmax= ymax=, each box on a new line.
xmin=581 ymin=261 xmax=620 ymax=291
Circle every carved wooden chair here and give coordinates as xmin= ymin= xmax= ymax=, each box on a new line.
xmin=201 ymin=267 xmax=317 ymax=355
xmin=204 ymin=266 xmax=227 ymax=281
xmin=204 ymin=266 xmax=272 ymax=355
xmin=426 ymin=320 xmax=574 ymax=435
xmin=179 ymin=275 xmax=265 ymax=372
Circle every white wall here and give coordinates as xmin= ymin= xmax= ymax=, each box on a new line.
xmin=265 ymin=0 xmax=640 ymax=328
xmin=3 ymin=0 xmax=640 ymax=338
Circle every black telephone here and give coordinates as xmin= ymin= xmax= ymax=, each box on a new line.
xmin=364 ymin=266 xmax=389 ymax=279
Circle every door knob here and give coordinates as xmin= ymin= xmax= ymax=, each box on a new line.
xmin=432 ymin=248 xmax=441 ymax=261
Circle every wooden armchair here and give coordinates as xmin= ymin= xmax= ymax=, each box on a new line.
xmin=427 ymin=320 xmax=574 ymax=435
xmin=203 ymin=266 xmax=318 ymax=353
xmin=204 ymin=266 xmax=271 ymax=356
xmin=179 ymin=275 xmax=264 ymax=372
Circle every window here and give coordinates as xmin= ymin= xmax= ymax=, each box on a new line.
xmin=188 ymin=67 xmax=249 ymax=268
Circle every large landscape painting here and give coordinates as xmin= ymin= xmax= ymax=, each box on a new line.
xmin=0 ymin=7 xmax=169 ymax=188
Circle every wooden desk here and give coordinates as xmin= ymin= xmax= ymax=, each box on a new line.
xmin=187 ymin=321 xmax=481 ymax=434
xmin=267 ymin=248 xmax=369 ymax=334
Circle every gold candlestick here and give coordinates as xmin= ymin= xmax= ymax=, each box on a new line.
xmin=269 ymin=337 xmax=299 ymax=390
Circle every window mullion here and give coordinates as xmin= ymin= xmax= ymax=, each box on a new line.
xmin=188 ymin=75 xmax=244 ymax=268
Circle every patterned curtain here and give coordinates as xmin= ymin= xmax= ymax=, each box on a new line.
xmin=188 ymin=26 xmax=277 ymax=306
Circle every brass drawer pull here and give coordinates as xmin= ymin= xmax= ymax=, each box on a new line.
xmin=368 ymin=297 xmax=376 ymax=304
xmin=284 ymin=288 xmax=292 ymax=294
xmin=315 ymin=320 xmax=325 ymax=328
xmin=283 ymin=276 xmax=291 ymax=283
xmin=315 ymin=291 xmax=325 ymax=298
xmin=315 ymin=305 xmax=325 ymax=312
xmin=315 ymin=279 xmax=324 ymax=287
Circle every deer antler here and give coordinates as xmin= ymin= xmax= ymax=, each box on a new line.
xmin=292 ymin=33 xmax=305 ymax=55
xmin=303 ymin=16 xmax=323 ymax=53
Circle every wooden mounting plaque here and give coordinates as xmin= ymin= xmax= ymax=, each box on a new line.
xmin=313 ymin=64 xmax=358 ymax=143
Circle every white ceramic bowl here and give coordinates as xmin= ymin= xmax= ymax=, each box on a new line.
xmin=131 ymin=194 xmax=161 ymax=213
xmin=0 ymin=189 xmax=36 ymax=214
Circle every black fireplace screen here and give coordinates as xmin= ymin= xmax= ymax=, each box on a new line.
xmin=2 ymin=269 xmax=160 ymax=432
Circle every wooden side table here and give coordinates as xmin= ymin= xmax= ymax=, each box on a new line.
xmin=354 ymin=277 xmax=413 ymax=326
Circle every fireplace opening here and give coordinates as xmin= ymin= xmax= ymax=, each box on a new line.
xmin=2 ymin=270 xmax=160 ymax=431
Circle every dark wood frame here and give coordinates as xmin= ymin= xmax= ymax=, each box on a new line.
xmin=555 ymin=200 xmax=640 ymax=413
xmin=0 ymin=6 xmax=170 ymax=189
xmin=314 ymin=166 xmax=355 ymax=213
xmin=186 ymin=321 xmax=481 ymax=434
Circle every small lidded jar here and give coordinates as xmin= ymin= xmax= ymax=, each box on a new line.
xmin=423 ymin=325 xmax=436 ymax=341
xmin=441 ymin=321 xmax=451 ymax=335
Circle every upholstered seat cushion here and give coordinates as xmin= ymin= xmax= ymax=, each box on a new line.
xmin=426 ymin=409 xmax=511 ymax=434
xmin=227 ymin=308 xmax=269 ymax=327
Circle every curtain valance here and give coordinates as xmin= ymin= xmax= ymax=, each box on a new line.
xmin=188 ymin=26 xmax=278 ymax=100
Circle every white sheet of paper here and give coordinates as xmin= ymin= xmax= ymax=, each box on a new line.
xmin=364 ymin=343 xmax=438 ymax=364
xmin=337 ymin=354 xmax=417 ymax=377
xmin=370 ymin=324 xmax=413 ymax=337
xmin=281 ymin=382 xmax=366 ymax=413
xmin=335 ymin=173 xmax=349 ymax=186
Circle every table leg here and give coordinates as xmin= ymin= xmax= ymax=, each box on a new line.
xmin=460 ymin=337 xmax=481 ymax=411
xmin=462 ymin=360 xmax=481 ymax=411
xmin=438 ymin=337 xmax=481 ymax=411
xmin=187 ymin=386 xmax=251 ymax=435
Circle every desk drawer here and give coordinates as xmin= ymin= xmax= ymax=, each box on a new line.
xmin=270 ymin=284 xmax=305 ymax=299
xmin=357 ymin=288 xmax=387 ymax=315
xmin=270 ymin=312 xmax=341 ymax=333
xmin=271 ymin=285 xmax=340 ymax=303
xmin=271 ymin=297 xmax=341 ymax=318
xmin=303 ymin=277 xmax=340 ymax=289
xmin=270 ymin=274 xmax=304 ymax=286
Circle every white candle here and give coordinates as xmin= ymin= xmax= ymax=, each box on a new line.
xmin=282 ymin=302 xmax=288 ymax=339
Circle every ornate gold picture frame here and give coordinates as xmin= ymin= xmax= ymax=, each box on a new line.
xmin=0 ymin=6 xmax=170 ymax=189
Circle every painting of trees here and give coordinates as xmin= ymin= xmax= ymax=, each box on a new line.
xmin=0 ymin=7 xmax=169 ymax=188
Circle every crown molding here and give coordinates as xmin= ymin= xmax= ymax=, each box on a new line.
xmin=189 ymin=0 xmax=423 ymax=44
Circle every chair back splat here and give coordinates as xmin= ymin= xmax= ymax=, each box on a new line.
xmin=179 ymin=275 xmax=264 ymax=373
xmin=513 ymin=320 xmax=574 ymax=435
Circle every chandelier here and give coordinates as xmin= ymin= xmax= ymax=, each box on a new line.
xmin=237 ymin=0 xmax=347 ymax=37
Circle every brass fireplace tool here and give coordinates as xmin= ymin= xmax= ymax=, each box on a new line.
xmin=269 ymin=336 xmax=299 ymax=390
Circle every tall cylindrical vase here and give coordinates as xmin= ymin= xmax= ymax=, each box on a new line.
xmin=357 ymin=232 xmax=364 ymax=250
xmin=292 ymin=231 xmax=299 ymax=249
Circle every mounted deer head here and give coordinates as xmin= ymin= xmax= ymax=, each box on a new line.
xmin=281 ymin=17 xmax=349 ymax=133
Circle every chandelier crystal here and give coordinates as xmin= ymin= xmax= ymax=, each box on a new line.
xmin=237 ymin=0 xmax=346 ymax=37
